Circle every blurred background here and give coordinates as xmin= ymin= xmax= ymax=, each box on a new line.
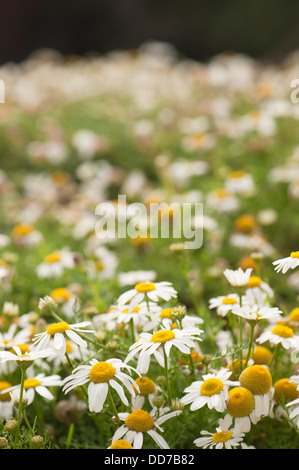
xmin=2 ymin=0 xmax=299 ymax=65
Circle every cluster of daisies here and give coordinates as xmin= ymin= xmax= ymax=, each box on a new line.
xmin=1 ymin=43 xmax=299 ymax=449
xmin=1 ymin=251 xmax=299 ymax=449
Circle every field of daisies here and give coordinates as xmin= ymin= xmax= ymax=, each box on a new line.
xmin=1 ymin=42 xmax=299 ymax=450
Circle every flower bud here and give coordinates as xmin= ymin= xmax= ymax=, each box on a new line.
xmin=30 ymin=435 xmax=44 ymax=449
xmin=0 ymin=437 xmax=8 ymax=448
xmin=4 ymin=419 xmax=18 ymax=434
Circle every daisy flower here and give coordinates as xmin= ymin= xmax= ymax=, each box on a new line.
xmin=273 ymin=378 xmax=299 ymax=405
xmin=0 ymin=323 xmax=32 ymax=351
xmin=256 ymin=323 xmax=299 ymax=351
xmin=93 ymin=301 xmax=161 ymax=332
xmin=32 ymin=320 xmax=94 ymax=355
xmin=142 ymin=306 xmax=204 ymax=332
xmin=223 ymin=268 xmax=252 ymax=288
xmin=116 ymin=281 xmax=177 ymax=308
xmin=50 ymin=287 xmax=79 ymax=319
xmin=225 ymin=386 xmax=260 ymax=433
xmin=0 ymin=380 xmax=14 ymax=420
xmin=239 ymin=365 xmax=273 ymax=418
xmin=208 ymin=293 xmax=241 ymax=317
xmin=125 ymin=324 xmax=203 ymax=374
xmin=86 ymin=246 xmax=118 ymax=280
xmin=273 ymin=251 xmax=299 ymax=274
xmin=117 ymin=270 xmax=157 ymax=287
xmin=11 ymin=223 xmax=43 ymax=248
xmin=245 ymin=275 xmax=274 ymax=306
xmin=62 ymin=358 xmax=139 ymax=413
xmin=111 ymin=408 xmax=182 ymax=449
xmin=36 ymin=248 xmax=75 ymax=279
xmin=225 ymin=170 xmax=255 ymax=196
xmin=231 ymin=304 xmax=283 ymax=323
xmin=3 ymin=372 xmax=62 ymax=405
xmin=193 ymin=415 xmax=245 ymax=449
xmin=206 ymin=188 xmax=240 ymax=214
xmin=181 ymin=368 xmax=239 ymax=412
xmin=132 ymin=376 xmax=161 ymax=410
xmin=0 ymin=345 xmax=54 ymax=368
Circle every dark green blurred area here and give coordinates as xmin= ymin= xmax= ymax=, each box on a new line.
xmin=2 ymin=0 xmax=299 ymax=65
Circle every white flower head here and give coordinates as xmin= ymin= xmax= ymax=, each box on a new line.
xmin=32 ymin=321 xmax=94 ymax=355
xmin=231 ymin=304 xmax=283 ymax=323
xmin=194 ymin=414 xmax=245 ymax=449
xmin=256 ymin=323 xmax=299 ymax=351
xmin=225 ymin=386 xmax=260 ymax=433
xmin=209 ymin=293 xmax=241 ymax=317
xmin=62 ymin=358 xmax=139 ymax=413
xmin=4 ymin=373 xmax=62 ymax=405
xmin=93 ymin=301 xmax=161 ymax=332
xmin=36 ymin=249 xmax=75 ymax=279
xmin=116 ymin=281 xmax=177 ymax=308
xmin=0 ymin=345 xmax=54 ymax=367
xmin=239 ymin=365 xmax=273 ymax=419
xmin=125 ymin=323 xmax=203 ymax=374
xmin=111 ymin=407 xmax=182 ymax=449
xmin=223 ymin=268 xmax=252 ymax=288
xmin=273 ymin=251 xmax=299 ymax=274
xmin=181 ymin=368 xmax=239 ymax=413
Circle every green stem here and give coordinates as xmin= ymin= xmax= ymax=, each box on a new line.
xmin=107 ymin=387 xmax=121 ymax=426
xmin=66 ymin=422 xmax=75 ymax=449
xmin=163 ymin=346 xmax=172 ymax=404
xmin=244 ymin=322 xmax=255 ymax=368
xmin=15 ymin=366 xmax=26 ymax=446
xmin=22 ymin=409 xmax=33 ymax=433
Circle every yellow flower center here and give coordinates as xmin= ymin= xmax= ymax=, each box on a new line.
xmin=222 ymin=297 xmax=238 ymax=305
xmin=290 ymin=251 xmax=299 ymax=259
xmin=122 ymin=306 xmax=140 ymax=314
xmin=89 ymin=362 xmax=116 ymax=383
xmin=271 ymin=325 xmax=294 ymax=338
xmin=125 ymin=410 xmax=155 ymax=433
xmin=65 ymin=340 xmax=73 ymax=354
xmin=251 ymin=346 xmax=272 ymax=365
xmin=135 ymin=282 xmax=156 ymax=293
xmin=274 ymin=378 xmax=299 ymax=404
xmin=12 ymin=224 xmax=35 ymax=237
xmin=240 ymin=365 xmax=272 ymax=395
xmin=248 ymin=276 xmax=262 ymax=288
xmin=50 ymin=288 xmax=71 ymax=303
xmin=13 ymin=343 xmax=30 ymax=355
xmin=134 ymin=377 xmax=156 ymax=396
xmin=234 ymin=214 xmax=257 ymax=233
xmin=290 ymin=308 xmax=299 ymax=322
xmin=211 ymin=431 xmax=233 ymax=444
xmin=24 ymin=378 xmax=42 ymax=390
xmin=96 ymin=261 xmax=104 ymax=271
xmin=46 ymin=322 xmax=71 ymax=336
xmin=160 ymin=308 xmax=173 ymax=318
xmin=200 ymin=378 xmax=224 ymax=397
xmin=110 ymin=440 xmax=133 ymax=449
xmin=227 ymin=387 xmax=255 ymax=417
xmin=151 ymin=330 xmax=175 ymax=343
xmin=215 ymin=189 xmax=229 ymax=199
xmin=230 ymin=170 xmax=245 ymax=179
xmin=250 ymin=111 xmax=260 ymax=120
xmin=0 ymin=381 xmax=12 ymax=402
xmin=44 ymin=252 xmax=62 ymax=264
